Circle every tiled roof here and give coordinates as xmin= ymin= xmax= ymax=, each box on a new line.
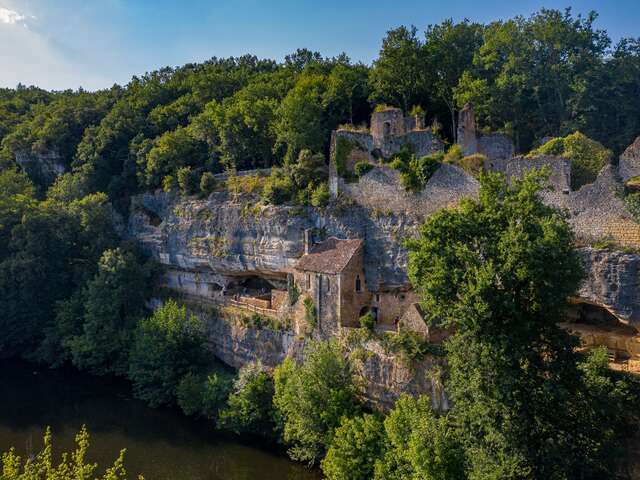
xmin=295 ymin=237 xmax=362 ymax=274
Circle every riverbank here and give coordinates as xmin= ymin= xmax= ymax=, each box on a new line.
xmin=0 ymin=360 xmax=321 ymax=480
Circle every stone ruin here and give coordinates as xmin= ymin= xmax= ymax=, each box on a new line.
xmin=456 ymin=103 xmax=515 ymax=163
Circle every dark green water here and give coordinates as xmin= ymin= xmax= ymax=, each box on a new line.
xmin=0 ymin=360 xmax=321 ymax=480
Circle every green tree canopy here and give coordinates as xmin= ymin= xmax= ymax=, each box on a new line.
xmin=273 ymin=340 xmax=360 ymax=464
xmin=406 ymin=170 xmax=625 ymax=478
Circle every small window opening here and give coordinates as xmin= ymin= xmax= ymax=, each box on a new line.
xmin=355 ymin=275 xmax=362 ymax=292
xmin=306 ymin=274 xmax=311 ymax=290
xmin=383 ymin=121 xmax=391 ymax=137
xmin=375 ymin=294 xmax=380 ymax=302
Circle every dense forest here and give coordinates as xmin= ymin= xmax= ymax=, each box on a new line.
xmin=1 ymin=8 xmax=640 ymax=480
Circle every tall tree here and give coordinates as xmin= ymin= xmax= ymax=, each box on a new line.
xmin=423 ymin=19 xmax=484 ymax=141
xmin=369 ymin=26 xmax=427 ymax=112
xmin=407 ymin=171 xmax=623 ymax=478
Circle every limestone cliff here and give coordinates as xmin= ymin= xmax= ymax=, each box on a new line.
xmin=579 ymin=248 xmax=640 ymax=326
xmin=128 ymin=179 xmax=640 ymax=406
xmin=14 ymin=149 xmax=66 ymax=186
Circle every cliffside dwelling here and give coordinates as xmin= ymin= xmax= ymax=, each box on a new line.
xmin=140 ymin=105 xmax=640 ymax=372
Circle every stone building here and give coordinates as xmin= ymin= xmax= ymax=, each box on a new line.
xmin=329 ymin=107 xmax=444 ymax=196
xmin=291 ymin=232 xmax=425 ymax=335
xmin=293 ymin=235 xmax=369 ymax=333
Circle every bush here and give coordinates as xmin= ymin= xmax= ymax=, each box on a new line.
xmin=273 ymin=340 xmax=360 ymax=464
xmin=262 ymin=169 xmax=294 ymax=205
xmin=391 ymin=145 xmax=442 ymax=192
xmin=199 ymin=171 xmax=216 ymax=196
xmin=303 ymin=297 xmax=317 ymax=329
xmin=334 ymin=137 xmax=356 ymax=180
xmin=354 ymin=161 xmax=374 ymax=177
xmin=176 ymin=166 xmax=198 ymax=195
xmin=443 ymin=144 xmax=463 ymax=164
xmin=162 ymin=174 xmax=177 ymax=193
xmin=128 ymin=300 xmax=207 ymax=407
xmin=374 ymin=395 xmax=464 ymax=480
xmin=321 ymin=414 xmax=386 ymax=480
xmin=310 ymin=182 xmax=330 ymax=207
xmin=359 ymin=312 xmax=375 ymax=331
xmin=217 ymin=361 xmax=276 ymax=438
xmin=625 ymin=191 xmax=640 ymax=223
xmin=177 ymin=369 xmax=233 ymax=418
xmin=226 ymin=173 xmax=266 ymax=197
xmin=528 ymin=132 xmax=612 ymax=189
xmin=177 ymin=372 xmax=206 ymax=416
xmin=0 ymin=426 xmax=135 ymax=480
xmin=202 ymin=371 xmax=234 ymax=418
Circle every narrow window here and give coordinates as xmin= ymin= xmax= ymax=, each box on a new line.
xmin=306 ymin=273 xmax=311 ymax=290
xmin=375 ymin=294 xmax=380 ymax=302
xmin=383 ymin=121 xmax=391 ymax=137
xmin=355 ymin=275 xmax=361 ymax=292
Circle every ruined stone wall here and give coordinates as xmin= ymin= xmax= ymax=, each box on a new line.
xmin=373 ymin=290 xmax=419 ymax=326
xmin=399 ymin=305 xmax=428 ymax=337
xmin=371 ymin=109 xmax=406 ymax=141
xmin=478 ymin=133 xmax=515 ymax=161
xmin=337 ymin=164 xmax=480 ymax=216
xmin=505 ymin=155 xmax=572 ymax=193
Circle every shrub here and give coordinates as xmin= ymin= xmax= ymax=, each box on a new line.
xmin=0 ymin=426 xmax=136 ymax=480
xmin=128 ymin=300 xmax=207 ymax=407
xmin=218 ymin=361 xmax=276 ymax=438
xmin=303 ymin=297 xmax=317 ymax=329
xmin=458 ymin=153 xmax=487 ymax=176
xmin=201 ymin=371 xmax=234 ymax=418
xmin=226 ymin=173 xmax=265 ymax=197
xmin=176 ymin=369 xmax=233 ymax=419
xmin=443 ymin=144 xmax=463 ymax=164
xmin=162 ymin=174 xmax=177 ymax=193
xmin=334 ymin=137 xmax=356 ymax=180
xmin=390 ymin=145 xmax=442 ymax=192
xmin=359 ymin=312 xmax=375 ymax=331
xmin=273 ymin=340 xmax=360 ymax=464
xmin=311 ymin=182 xmax=330 ymax=207
xmin=177 ymin=372 xmax=206 ymax=416
xmin=354 ymin=161 xmax=374 ymax=177
xmin=199 ymin=171 xmax=216 ymax=196
xmin=528 ymin=132 xmax=612 ymax=189
xmin=176 ymin=166 xmax=198 ymax=195
xmin=625 ymin=191 xmax=640 ymax=223
xmin=321 ymin=414 xmax=386 ymax=480
xmin=262 ymin=170 xmax=294 ymax=205
xmin=373 ymin=395 xmax=464 ymax=480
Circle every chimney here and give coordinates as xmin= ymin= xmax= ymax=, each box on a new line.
xmin=304 ymin=228 xmax=313 ymax=255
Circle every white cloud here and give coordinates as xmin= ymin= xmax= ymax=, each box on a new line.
xmin=0 ymin=16 xmax=109 ymax=90
xmin=0 ymin=7 xmax=28 ymax=25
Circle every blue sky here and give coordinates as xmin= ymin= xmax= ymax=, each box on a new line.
xmin=1 ymin=0 xmax=638 ymax=90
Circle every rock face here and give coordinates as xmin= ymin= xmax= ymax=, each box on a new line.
xmin=579 ymin=248 xmax=640 ymax=328
xmin=14 ymin=149 xmax=66 ymax=186
xmin=129 ymin=191 xmax=420 ymax=292
xmin=202 ymin=310 xmax=446 ymax=411
xmin=620 ymin=136 xmax=640 ymax=182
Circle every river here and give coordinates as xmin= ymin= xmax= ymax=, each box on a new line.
xmin=0 ymin=360 xmax=322 ymax=480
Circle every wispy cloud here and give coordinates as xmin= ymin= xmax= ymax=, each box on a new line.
xmin=0 ymin=7 xmax=31 ymax=26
